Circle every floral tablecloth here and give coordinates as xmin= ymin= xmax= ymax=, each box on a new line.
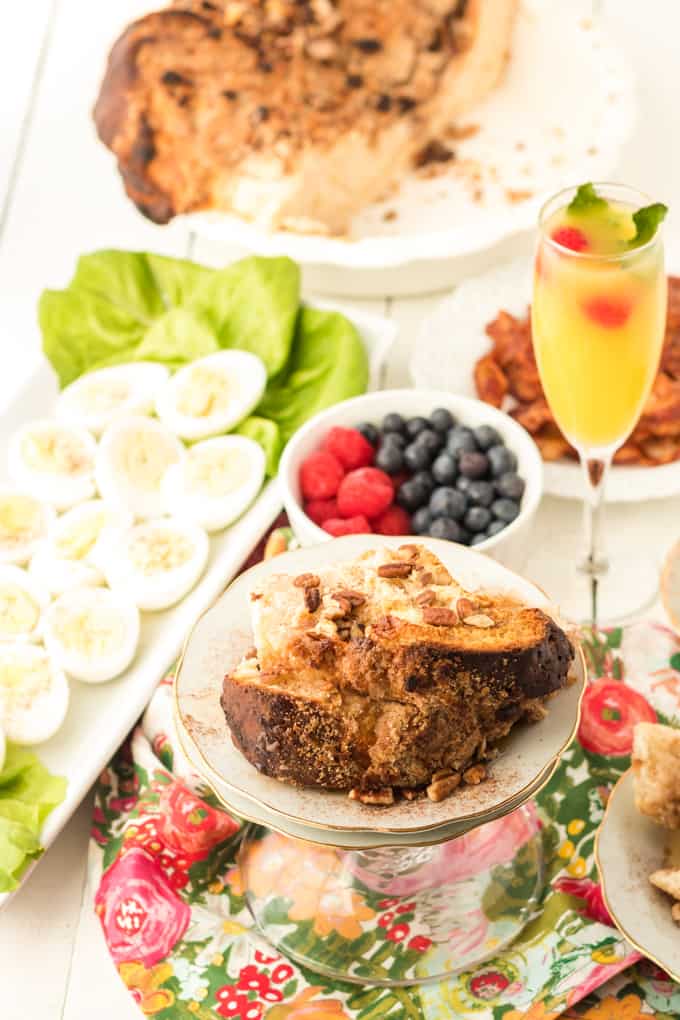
xmin=89 ymin=531 xmax=680 ymax=1020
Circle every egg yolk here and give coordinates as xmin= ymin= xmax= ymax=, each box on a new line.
xmin=55 ymin=512 xmax=107 ymax=560
xmin=113 ymin=431 xmax=179 ymax=493
xmin=0 ymin=496 xmax=44 ymax=546
xmin=51 ymin=603 xmax=124 ymax=656
xmin=22 ymin=429 xmax=91 ymax=475
xmin=185 ymin=447 xmax=250 ymax=495
xmin=79 ymin=378 xmax=130 ymax=413
xmin=129 ymin=530 xmax=193 ymax=574
xmin=176 ymin=367 xmax=235 ymax=418
xmin=0 ymin=585 xmax=40 ymax=636
xmin=0 ymin=654 xmax=51 ymax=709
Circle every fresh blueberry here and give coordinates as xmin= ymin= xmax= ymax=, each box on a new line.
xmin=428 ymin=517 xmax=463 ymax=542
xmin=492 ymin=497 xmax=520 ymax=523
xmin=495 ymin=472 xmax=525 ymax=501
xmin=375 ymin=443 xmax=404 ymax=475
xmin=487 ymin=520 xmax=507 ymax=537
xmin=446 ymin=427 xmax=478 ymax=456
xmin=429 ymin=486 xmax=468 ymax=521
xmin=415 ymin=429 xmax=442 ymax=456
xmin=411 ymin=470 xmax=435 ymax=494
xmin=466 ymin=480 xmax=495 ymax=507
xmin=464 ymin=506 xmax=492 ymax=533
xmin=412 ymin=506 xmax=433 ymax=535
xmin=382 ymin=412 xmax=406 ymax=435
xmin=456 ymin=475 xmax=473 ymax=494
xmin=457 ymin=527 xmax=471 ymax=546
xmin=470 ymin=532 xmax=489 ymax=546
xmin=473 ymin=424 xmax=502 ymax=451
xmin=458 ymin=451 xmax=489 ymax=480
xmin=432 ymin=453 xmax=458 ymax=485
xmin=430 ymin=407 xmax=456 ymax=433
xmin=404 ymin=442 xmax=432 ymax=472
xmin=487 ymin=444 xmax=518 ymax=477
xmin=396 ymin=478 xmax=431 ymax=512
xmin=405 ymin=416 xmax=429 ymax=438
xmin=382 ymin=431 xmax=406 ymax=450
xmin=356 ymin=421 xmax=379 ymax=445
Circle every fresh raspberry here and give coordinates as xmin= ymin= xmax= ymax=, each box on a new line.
xmin=299 ymin=451 xmax=344 ymax=500
xmin=322 ymin=515 xmax=372 ymax=536
xmin=551 ymin=226 xmax=589 ymax=252
xmin=304 ymin=498 xmax=340 ymax=526
xmin=583 ymin=295 xmax=632 ymax=328
xmin=337 ymin=467 xmax=394 ymax=519
xmin=372 ymin=505 xmax=412 ymax=536
xmin=323 ymin=427 xmax=374 ymax=470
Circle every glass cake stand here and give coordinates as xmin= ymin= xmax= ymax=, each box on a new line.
xmin=174 ymin=535 xmax=586 ymax=986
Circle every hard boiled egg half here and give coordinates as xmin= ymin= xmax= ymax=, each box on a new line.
xmin=0 ymin=566 xmax=48 ymax=642
xmin=0 ymin=488 xmax=54 ymax=565
xmin=101 ymin=517 xmax=209 ymax=611
xmin=155 ymin=350 xmax=266 ymax=440
xmin=0 ymin=644 xmax=69 ymax=745
xmin=44 ymin=587 xmax=140 ymax=684
xmin=8 ymin=420 xmax=97 ymax=509
xmin=95 ymin=416 xmax=184 ymax=519
xmin=161 ymin=435 xmax=265 ymax=532
xmin=56 ymin=362 xmax=170 ymax=435
xmin=29 ymin=500 xmax=132 ymax=596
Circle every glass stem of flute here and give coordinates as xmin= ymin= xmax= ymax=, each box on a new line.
xmin=578 ymin=454 xmax=612 ymax=626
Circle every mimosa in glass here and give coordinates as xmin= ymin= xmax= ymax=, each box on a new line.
xmin=533 ymin=183 xmax=667 ymax=622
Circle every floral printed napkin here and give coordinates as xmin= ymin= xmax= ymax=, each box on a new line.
xmin=89 ymin=533 xmax=680 ymax=1020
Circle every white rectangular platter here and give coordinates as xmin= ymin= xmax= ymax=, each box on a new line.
xmin=0 ymin=300 xmax=395 ymax=909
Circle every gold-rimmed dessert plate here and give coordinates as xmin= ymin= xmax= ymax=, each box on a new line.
xmin=175 ymin=535 xmax=585 ymax=837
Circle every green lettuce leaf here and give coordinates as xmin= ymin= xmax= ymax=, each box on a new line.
xmin=233 ymin=416 xmax=282 ymax=477
xmin=0 ymin=744 xmax=66 ymax=892
xmin=257 ymin=306 xmax=368 ymax=445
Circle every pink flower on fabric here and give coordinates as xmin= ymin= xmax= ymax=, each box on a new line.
xmin=553 ymin=876 xmax=612 ymax=925
xmin=95 ymin=847 xmax=191 ymax=966
xmin=158 ymin=782 xmax=239 ymax=856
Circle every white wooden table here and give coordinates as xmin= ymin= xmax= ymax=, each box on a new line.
xmin=1 ymin=2 xmax=679 ymax=1015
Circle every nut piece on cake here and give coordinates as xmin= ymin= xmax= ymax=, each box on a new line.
xmin=632 ymin=722 xmax=680 ymax=924
xmin=221 ymin=543 xmax=574 ymax=802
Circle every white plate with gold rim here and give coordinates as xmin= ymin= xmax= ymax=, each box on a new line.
xmin=175 ymin=534 xmax=585 ymax=838
xmin=596 ymin=769 xmax=680 ymax=983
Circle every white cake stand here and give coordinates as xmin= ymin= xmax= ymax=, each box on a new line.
xmin=175 ymin=536 xmax=585 ymax=986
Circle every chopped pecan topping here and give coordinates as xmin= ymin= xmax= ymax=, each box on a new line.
xmin=304 ymin=587 xmax=321 ymax=612
xmin=349 ymin=786 xmax=394 ymax=805
xmin=462 ymin=763 xmax=487 ymax=785
xmin=422 ymin=606 xmax=457 ymax=627
xmin=455 ymin=597 xmax=476 ymax=619
xmin=401 ymin=787 xmax=425 ymax=801
xmin=331 ymin=594 xmax=352 ymax=615
xmin=404 ymin=674 xmax=420 ymax=692
xmin=332 ymin=589 xmax=366 ymax=607
xmin=415 ymin=589 xmax=437 ymax=607
xmin=396 ymin=544 xmax=419 ymax=560
xmin=462 ymin=613 xmax=495 ymax=628
xmin=293 ymin=573 xmax=321 ymax=588
xmin=418 ymin=571 xmax=434 ymax=585
xmin=377 ymin=562 xmax=413 ymax=579
xmin=426 ymin=772 xmax=461 ymax=801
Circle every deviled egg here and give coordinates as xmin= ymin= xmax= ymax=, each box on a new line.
xmin=28 ymin=500 xmax=132 ymax=595
xmin=44 ymin=587 xmax=140 ymax=684
xmin=0 ymin=644 xmax=69 ymax=745
xmin=161 ymin=435 xmax=265 ymax=532
xmin=0 ymin=566 xmax=48 ymax=642
xmin=56 ymin=362 xmax=170 ymax=434
xmin=101 ymin=517 xmax=209 ymax=610
xmin=8 ymin=420 xmax=97 ymax=509
xmin=95 ymin=416 xmax=184 ymax=519
xmin=155 ymin=350 xmax=266 ymax=440
xmin=0 ymin=488 xmax=54 ymax=564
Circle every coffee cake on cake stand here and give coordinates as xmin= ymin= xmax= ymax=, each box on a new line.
xmin=175 ymin=537 xmax=585 ymax=986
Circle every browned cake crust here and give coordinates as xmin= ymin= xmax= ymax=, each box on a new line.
xmin=93 ymin=0 xmax=517 ymax=232
xmin=221 ymin=546 xmax=574 ymax=794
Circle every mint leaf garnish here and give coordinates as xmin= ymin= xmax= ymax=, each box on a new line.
xmin=629 ymin=202 xmax=668 ymax=247
xmin=568 ymin=183 xmax=607 ymax=214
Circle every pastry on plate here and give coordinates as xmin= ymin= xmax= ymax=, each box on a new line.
xmin=94 ymin=0 xmax=517 ymax=234
xmin=633 ymin=721 xmax=680 ymax=923
xmin=221 ymin=543 xmax=574 ymax=803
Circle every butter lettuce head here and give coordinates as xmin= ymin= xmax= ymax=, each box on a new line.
xmin=0 ymin=744 xmax=66 ymax=892
xmin=39 ymin=250 xmax=369 ymax=472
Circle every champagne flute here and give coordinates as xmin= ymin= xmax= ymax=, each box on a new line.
xmin=532 ymin=183 xmax=667 ymax=623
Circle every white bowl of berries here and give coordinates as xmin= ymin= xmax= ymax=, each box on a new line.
xmin=279 ymin=389 xmax=544 ymax=573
